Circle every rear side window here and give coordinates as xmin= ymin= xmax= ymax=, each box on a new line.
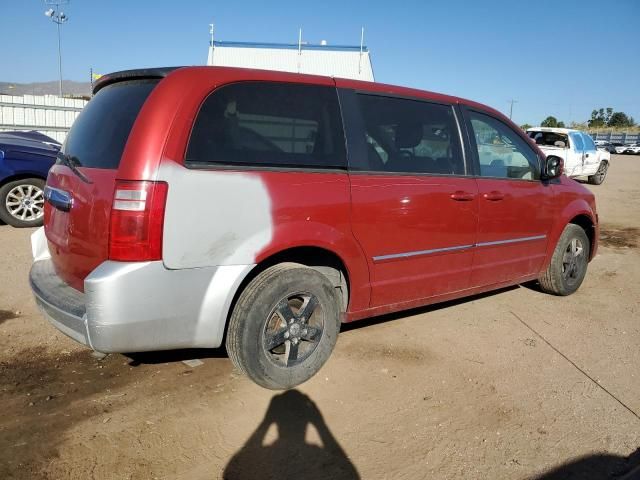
xmin=63 ymin=80 xmax=157 ymax=169
xmin=355 ymin=94 xmax=464 ymax=175
xmin=186 ymin=82 xmax=346 ymax=169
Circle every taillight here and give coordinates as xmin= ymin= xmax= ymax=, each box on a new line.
xmin=109 ymin=180 xmax=168 ymax=261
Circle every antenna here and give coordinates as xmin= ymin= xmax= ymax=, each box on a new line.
xmin=508 ymin=99 xmax=518 ymax=120
xmin=358 ymin=27 xmax=364 ymax=75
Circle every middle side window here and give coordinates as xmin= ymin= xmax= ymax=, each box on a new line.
xmin=356 ymin=94 xmax=465 ymax=175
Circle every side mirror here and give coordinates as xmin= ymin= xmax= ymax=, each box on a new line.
xmin=543 ymin=155 xmax=563 ymax=180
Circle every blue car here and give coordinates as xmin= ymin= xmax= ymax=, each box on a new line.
xmin=0 ymin=131 xmax=60 ymax=227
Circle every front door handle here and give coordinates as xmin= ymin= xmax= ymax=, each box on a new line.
xmin=483 ymin=191 xmax=505 ymax=201
xmin=450 ymin=191 xmax=475 ymax=201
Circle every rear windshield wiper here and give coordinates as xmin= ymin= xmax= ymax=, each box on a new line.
xmin=56 ymin=152 xmax=93 ymax=184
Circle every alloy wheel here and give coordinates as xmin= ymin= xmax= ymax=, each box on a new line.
xmin=562 ymin=238 xmax=585 ymax=284
xmin=262 ymin=292 xmax=324 ymax=368
xmin=5 ymin=184 xmax=45 ymax=223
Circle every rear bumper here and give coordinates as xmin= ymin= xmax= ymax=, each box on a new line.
xmin=29 ymin=230 xmax=254 ymax=353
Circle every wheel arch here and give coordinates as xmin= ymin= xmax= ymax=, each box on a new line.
xmin=220 ymin=245 xmax=353 ymax=355
xmin=241 ymin=245 xmax=351 ymax=313
xmin=0 ymin=172 xmax=47 ymax=187
xmin=568 ymin=213 xmax=596 ymax=260
xmin=543 ymin=199 xmax=597 ymax=271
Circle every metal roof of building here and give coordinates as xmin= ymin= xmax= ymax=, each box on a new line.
xmin=207 ymin=40 xmax=374 ymax=82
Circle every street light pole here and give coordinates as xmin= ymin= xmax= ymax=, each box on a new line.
xmin=56 ymin=20 xmax=62 ymax=97
xmin=44 ymin=1 xmax=69 ymax=98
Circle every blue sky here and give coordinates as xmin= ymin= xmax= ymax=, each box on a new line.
xmin=3 ymin=0 xmax=639 ymax=125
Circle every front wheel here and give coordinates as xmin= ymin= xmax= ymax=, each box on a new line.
xmin=226 ymin=263 xmax=341 ymax=390
xmin=539 ymin=224 xmax=590 ymax=296
xmin=0 ymin=178 xmax=46 ymax=228
xmin=588 ymin=161 xmax=608 ymax=185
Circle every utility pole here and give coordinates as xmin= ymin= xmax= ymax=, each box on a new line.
xmin=44 ymin=1 xmax=70 ymax=97
xmin=508 ymin=99 xmax=518 ymax=120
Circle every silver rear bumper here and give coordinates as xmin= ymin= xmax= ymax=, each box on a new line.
xmin=29 ymin=230 xmax=254 ymax=353
xmin=30 ymin=259 xmax=90 ymax=346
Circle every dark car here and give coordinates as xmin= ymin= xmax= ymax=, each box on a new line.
xmin=0 ymin=130 xmax=60 ymax=227
xmin=595 ymin=141 xmax=619 ymax=154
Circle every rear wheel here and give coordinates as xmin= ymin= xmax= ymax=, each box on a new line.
xmin=0 ymin=178 xmax=45 ymax=228
xmin=539 ymin=224 xmax=590 ymax=296
xmin=588 ymin=161 xmax=608 ymax=185
xmin=226 ymin=263 xmax=341 ymax=390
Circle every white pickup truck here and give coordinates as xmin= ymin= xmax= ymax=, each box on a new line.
xmin=527 ymin=127 xmax=610 ymax=185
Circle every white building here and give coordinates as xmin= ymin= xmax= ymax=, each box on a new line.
xmin=0 ymin=94 xmax=87 ymax=143
xmin=207 ymin=40 xmax=374 ymax=82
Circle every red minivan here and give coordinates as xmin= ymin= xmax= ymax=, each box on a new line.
xmin=30 ymin=67 xmax=598 ymax=389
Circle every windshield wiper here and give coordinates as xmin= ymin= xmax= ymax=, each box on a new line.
xmin=56 ymin=152 xmax=93 ymax=184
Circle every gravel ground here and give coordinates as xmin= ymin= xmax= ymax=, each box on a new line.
xmin=1 ymin=155 xmax=639 ymax=480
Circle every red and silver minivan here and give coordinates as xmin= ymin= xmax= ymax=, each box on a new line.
xmin=30 ymin=67 xmax=598 ymax=389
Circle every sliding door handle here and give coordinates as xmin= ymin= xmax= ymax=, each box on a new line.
xmin=483 ymin=191 xmax=505 ymax=201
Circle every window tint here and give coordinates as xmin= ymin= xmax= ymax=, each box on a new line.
xmin=63 ymin=80 xmax=157 ymax=169
xmin=186 ymin=82 xmax=346 ymax=169
xmin=469 ymin=111 xmax=540 ymax=180
xmin=570 ymin=132 xmax=584 ymax=151
xmin=355 ymin=94 xmax=464 ymax=175
xmin=582 ymin=133 xmax=596 ymax=150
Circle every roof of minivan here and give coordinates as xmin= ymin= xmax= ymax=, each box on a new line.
xmin=93 ymin=65 xmax=508 ymax=121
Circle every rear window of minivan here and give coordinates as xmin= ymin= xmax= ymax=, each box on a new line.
xmin=186 ymin=82 xmax=346 ymax=169
xmin=62 ymin=79 xmax=158 ymax=170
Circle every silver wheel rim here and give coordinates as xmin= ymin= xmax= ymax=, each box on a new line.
xmin=262 ymin=292 xmax=324 ymax=368
xmin=5 ymin=184 xmax=45 ymax=222
xmin=562 ymin=238 xmax=585 ymax=284
xmin=596 ymin=162 xmax=608 ymax=182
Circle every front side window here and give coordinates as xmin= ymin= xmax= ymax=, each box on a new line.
xmin=469 ymin=111 xmax=540 ymax=180
xmin=355 ymin=94 xmax=465 ymax=175
xmin=186 ymin=82 xmax=346 ymax=169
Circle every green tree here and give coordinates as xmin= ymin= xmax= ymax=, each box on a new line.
xmin=608 ymin=112 xmax=635 ymax=128
xmin=520 ymin=123 xmax=532 ymax=131
xmin=589 ymin=109 xmax=606 ymax=127
xmin=557 ymin=121 xmax=566 ymax=128
xmin=605 ymin=107 xmax=613 ymax=124
xmin=541 ymin=116 xmax=559 ymax=127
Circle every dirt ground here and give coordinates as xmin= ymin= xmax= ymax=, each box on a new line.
xmin=1 ymin=155 xmax=639 ymax=480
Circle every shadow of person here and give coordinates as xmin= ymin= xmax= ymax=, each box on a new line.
xmin=223 ymin=390 xmax=360 ymax=480
xmin=532 ymin=448 xmax=640 ymax=479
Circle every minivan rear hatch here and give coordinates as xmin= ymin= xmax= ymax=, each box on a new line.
xmin=45 ymin=77 xmax=160 ymax=291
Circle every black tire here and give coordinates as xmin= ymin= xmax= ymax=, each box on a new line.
xmin=588 ymin=161 xmax=608 ymax=185
xmin=226 ymin=263 xmax=341 ymax=390
xmin=539 ymin=224 xmax=590 ymax=296
xmin=0 ymin=178 xmax=46 ymax=228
